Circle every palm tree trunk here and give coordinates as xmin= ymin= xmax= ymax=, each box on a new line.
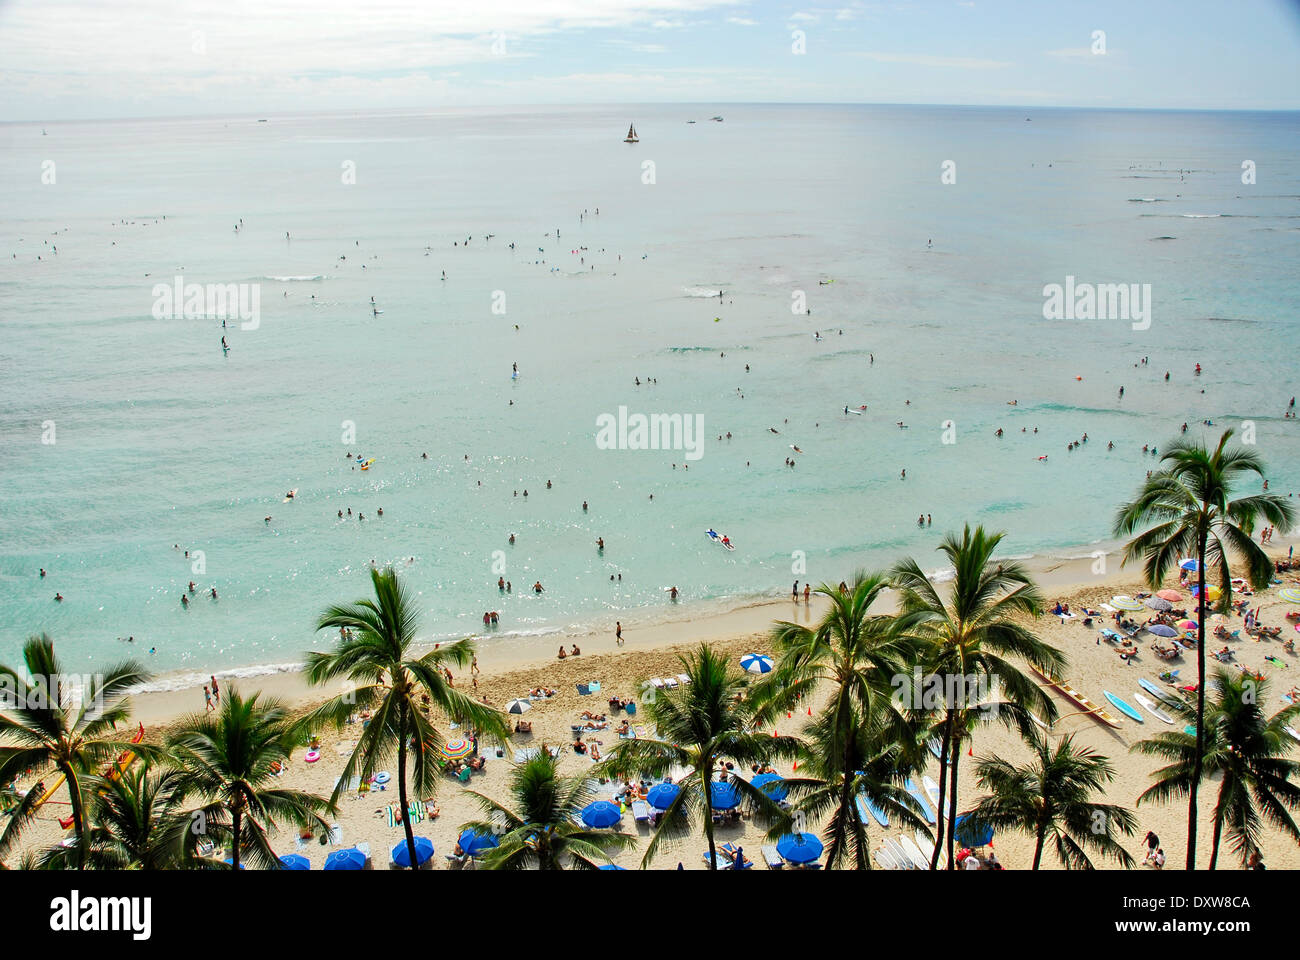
xmin=64 ymin=766 xmax=86 ymax=870
xmin=946 ymin=732 xmax=962 ymax=871
xmin=929 ymin=717 xmax=953 ymax=870
xmin=842 ymin=726 xmax=866 ymax=870
xmin=1032 ymin=823 xmax=1046 ymax=870
xmin=703 ymin=768 xmax=717 ymax=870
xmin=231 ymin=802 xmax=242 ymax=870
xmin=397 ymin=700 xmax=418 ymax=870
xmin=1187 ymin=533 xmax=1208 ymax=870
xmin=1208 ymin=809 xmax=1222 ymax=871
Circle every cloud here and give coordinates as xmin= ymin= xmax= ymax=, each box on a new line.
xmin=852 ymin=51 xmax=1013 ymax=68
xmin=726 ymin=16 xmax=757 ymax=25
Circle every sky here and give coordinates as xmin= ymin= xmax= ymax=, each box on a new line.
xmin=1 ymin=0 xmax=1298 ymax=121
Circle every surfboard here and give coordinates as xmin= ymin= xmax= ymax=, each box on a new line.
xmin=1138 ymin=677 xmax=1183 ymax=709
xmin=874 ymin=847 xmax=902 ymax=870
xmin=927 ymin=737 xmax=943 ymax=761
xmin=885 ymin=837 xmax=915 ymax=870
xmin=900 ymin=835 xmax=930 ymax=871
xmin=905 ymin=778 xmax=935 ymax=825
xmin=1104 ymin=691 xmax=1144 ymax=723
xmin=857 ymin=793 xmax=888 ymax=828
xmin=1134 ymin=693 xmax=1174 ymax=724
xmin=923 ymin=775 xmax=941 ymax=811
xmin=282 ymin=488 xmax=298 ymax=503
xmin=915 ymin=829 xmax=937 ymax=868
xmin=845 ymin=407 xmax=864 ymax=415
xmin=1285 ymin=726 xmax=1300 ymax=744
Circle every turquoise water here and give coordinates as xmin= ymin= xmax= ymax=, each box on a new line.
xmin=2 ymin=104 xmax=1297 ymax=685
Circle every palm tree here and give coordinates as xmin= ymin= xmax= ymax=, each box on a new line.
xmin=756 ymin=572 xmax=916 ymax=868
xmin=892 ymin=525 xmax=1065 ymax=869
xmin=1133 ymin=667 xmax=1300 ymax=869
xmin=783 ymin=702 xmax=931 ymax=869
xmin=598 ymin=644 xmax=801 ymax=869
xmin=1115 ymin=429 xmax=1294 ymax=868
xmin=965 ymin=731 xmax=1136 ymax=869
xmin=36 ymin=765 xmax=206 ymax=870
xmin=167 ymin=688 xmax=335 ymax=870
xmin=304 ymin=566 xmax=510 ymax=871
xmin=461 ymin=751 xmax=638 ymax=869
xmin=0 ymin=634 xmax=153 ymax=868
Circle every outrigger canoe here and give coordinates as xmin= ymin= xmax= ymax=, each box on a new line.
xmin=1029 ymin=665 xmax=1122 ymax=729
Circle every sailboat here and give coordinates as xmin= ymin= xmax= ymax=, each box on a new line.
xmin=624 ymin=122 xmax=638 ymax=143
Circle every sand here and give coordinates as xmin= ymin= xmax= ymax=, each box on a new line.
xmin=9 ymin=543 xmax=1300 ymax=870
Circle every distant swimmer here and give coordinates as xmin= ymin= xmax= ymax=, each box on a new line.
xmin=670 ymin=586 xmax=678 ymax=600
xmin=582 ymin=501 xmax=588 ymax=511
xmin=769 ymin=427 xmax=779 ymax=435
xmin=597 ymin=537 xmax=604 ymax=550
xmin=791 ymin=445 xmax=803 ymax=454
xmin=1119 ymin=386 xmax=1124 ymax=397
xmin=40 ymin=568 xmax=46 ymax=578
xmin=54 ymin=592 xmax=63 ymax=602
xmin=534 ymin=581 xmax=544 ymax=594
xmin=284 ymin=490 xmax=295 ymax=500
xmin=900 ymin=469 xmax=906 ymax=479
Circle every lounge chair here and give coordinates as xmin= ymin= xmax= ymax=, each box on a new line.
xmin=631 ymin=800 xmax=650 ymax=823
xmin=761 ymin=845 xmax=784 ymax=869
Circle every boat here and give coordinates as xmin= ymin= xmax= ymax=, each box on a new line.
xmin=1134 ymin=693 xmax=1175 ymax=724
xmin=900 ymin=835 xmax=930 ymax=870
xmin=623 ymin=122 xmax=638 ymax=143
xmin=1029 ymin=665 xmax=1122 ymax=728
xmin=1104 ymin=691 xmax=1145 ymax=723
xmin=904 ymin=778 xmax=936 ymax=825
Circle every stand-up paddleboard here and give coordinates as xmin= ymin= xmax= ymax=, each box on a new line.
xmin=927 ymin=737 xmax=943 ymax=761
xmin=1138 ymin=677 xmax=1183 ymax=709
xmin=1134 ymin=693 xmax=1174 ymax=724
xmin=856 ymin=793 xmax=888 ymax=827
xmin=874 ymin=847 xmax=902 ymax=870
xmin=283 ymin=488 xmax=298 ymax=503
xmin=885 ymin=837 xmax=915 ymax=870
xmin=1104 ymin=691 xmax=1144 ymax=723
xmin=844 ymin=405 xmax=865 ymax=415
xmin=915 ymin=829 xmax=937 ymax=868
xmin=923 ymin=775 xmax=941 ymax=810
xmin=905 ymin=778 xmax=935 ymax=825
xmin=900 ymin=835 xmax=930 ymax=871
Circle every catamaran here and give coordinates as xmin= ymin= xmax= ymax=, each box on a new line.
xmin=624 ymin=122 xmax=638 ymax=143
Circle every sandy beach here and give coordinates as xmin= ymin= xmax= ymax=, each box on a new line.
xmin=12 ymin=540 xmax=1300 ymax=870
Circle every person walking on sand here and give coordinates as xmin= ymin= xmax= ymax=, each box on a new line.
xmin=210 ymin=676 xmax=220 ymax=705
xmin=203 ymin=685 xmax=213 ymax=712
xmin=803 ymin=583 xmax=811 ymax=603
xmin=792 ymin=580 xmax=799 ymax=600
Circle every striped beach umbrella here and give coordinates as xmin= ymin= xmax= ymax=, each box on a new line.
xmin=776 ymin=832 xmax=823 ymax=864
xmin=504 ymin=698 xmax=531 ymax=715
xmin=1111 ymin=596 xmax=1145 ymax=612
xmin=391 ymin=836 xmax=434 ymax=867
xmin=1177 ymin=620 xmax=1199 ymax=632
xmin=751 ymin=773 xmax=788 ymax=802
xmin=1190 ymin=584 xmax=1221 ymax=601
xmin=580 ymin=801 xmax=623 ymax=829
xmin=278 ymin=854 xmax=311 ymax=871
xmin=441 ymin=738 xmax=474 ymax=760
xmin=647 ymin=782 xmax=679 ymax=810
xmin=740 ymin=654 xmax=773 ymax=674
xmin=1279 ymin=588 xmax=1300 ymax=604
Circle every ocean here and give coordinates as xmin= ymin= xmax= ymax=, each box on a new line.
xmin=2 ymin=103 xmax=1297 ymax=688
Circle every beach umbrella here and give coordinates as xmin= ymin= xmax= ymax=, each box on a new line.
xmin=1279 ymin=588 xmax=1300 ymax=604
xmin=776 ymin=832 xmax=823 ymax=864
xmin=1179 ymin=559 xmax=1200 ymax=572
xmin=954 ymin=814 xmax=994 ymax=848
xmin=581 ymin=801 xmax=623 ymax=829
xmin=1145 ymin=597 xmax=1173 ymax=611
xmin=222 ymin=858 xmax=246 ymax=870
xmin=504 ymin=698 xmax=531 ymax=715
xmin=740 ymin=653 xmax=773 ymax=674
xmin=709 ymin=781 xmax=740 ymax=810
xmin=278 ymin=854 xmax=311 ymax=871
xmin=1190 ymin=584 xmax=1221 ymax=601
xmin=598 ymin=864 xmax=627 ymax=870
xmin=1177 ymin=620 xmax=1199 ymax=633
xmin=440 ymin=738 xmax=474 ymax=760
xmin=390 ymin=836 xmax=434 ymax=867
xmin=751 ymin=773 xmax=788 ymax=802
xmin=1111 ymin=596 xmax=1144 ymax=612
xmin=1147 ymin=624 xmax=1178 ymax=638
xmin=457 ymin=828 xmax=499 ymax=857
xmin=1156 ymin=589 xmax=1183 ymax=602
xmin=323 ymin=847 xmax=367 ymax=871
xmin=647 ymin=782 xmax=680 ymax=810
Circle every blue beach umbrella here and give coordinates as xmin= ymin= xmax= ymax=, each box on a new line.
xmin=709 ymin=780 xmax=740 ymax=810
xmin=391 ymin=836 xmax=434 ymax=867
xmin=457 ymin=828 xmax=500 ymax=856
xmin=1179 ymin=558 xmax=1200 ymax=571
xmin=740 ymin=654 xmax=773 ymax=674
xmin=776 ymin=832 xmax=823 ymax=864
xmin=598 ymin=864 xmax=627 ymax=870
xmin=581 ymin=800 xmax=623 ymax=829
xmin=222 ymin=858 xmax=246 ymax=870
xmin=647 ymin=782 xmax=680 ymax=810
xmin=278 ymin=854 xmax=311 ymax=871
xmin=323 ymin=847 xmax=367 ymax=871
xmin=751 ymin=773 xmax=788 ymax=802
xmin=954 ymin=814 xmax=994 ymax=848
xmin=1147 ymin=624 xmax=1178 ymax=638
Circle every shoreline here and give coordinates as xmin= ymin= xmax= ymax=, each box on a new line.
xmin=125 ymin=536 xmax=1299 ymax=727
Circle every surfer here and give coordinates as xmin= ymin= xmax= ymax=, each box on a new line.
xmin=669 ymin=587 xmax=678 ymax=600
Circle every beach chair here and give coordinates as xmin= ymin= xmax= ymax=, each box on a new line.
xmin=676 ymin=674 xmax=690 ymax=686
xmin=761 ymin=846 xmax=784 ymax=869
xmin=457 ymin=767 xmax=472 ymax=783
xmin=577 ymin=683 xmax=591 ymax=696
xmin=631 ymin=800 xmax=650 ymax=824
